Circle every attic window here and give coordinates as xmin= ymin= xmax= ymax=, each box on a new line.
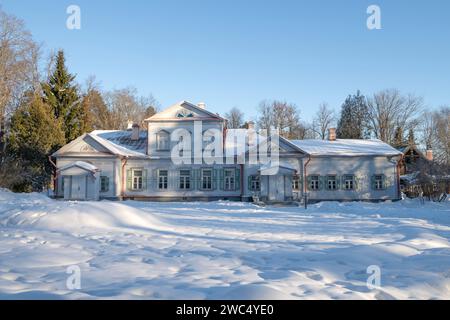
xmin=176 ymin=110 xmax=194 ymax=118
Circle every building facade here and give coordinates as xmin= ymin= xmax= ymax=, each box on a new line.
xmin=52 ymin=101 xmax=403 ymax=203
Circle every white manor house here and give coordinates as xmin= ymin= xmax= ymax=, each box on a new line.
xmin=52 ymin=101 xmax=403 ymax=203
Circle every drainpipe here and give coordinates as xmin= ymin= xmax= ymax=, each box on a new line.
xmin=48 ymin=156 xmax=58 ymax=196
xmin=240 ymin=163 xmax=244 ymax=199
xmin=121 ymin=156 xmax=129 ymax=200
xmin=303 ymin=155 xmax=311 ymax=208
xmin=396 ymin=154 xmax=404 ymax=200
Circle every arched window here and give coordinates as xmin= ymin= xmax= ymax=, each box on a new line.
xmin=156 ymin=130 xmax=170 ymax=151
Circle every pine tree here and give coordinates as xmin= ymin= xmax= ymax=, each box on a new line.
xmin=336 ymin=90 xmax=369 ymax=139
xmin=42 ymin=50 xmax=83 ymax=143
xmin=408 ymin=128 xmax=416 ymax=146
xmin=393 ymin=126 xmax=405 ymax=148
xmin=8 ymin=93 xmax=66 ymax=191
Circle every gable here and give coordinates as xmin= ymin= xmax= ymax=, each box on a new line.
xmin=146 ymin=101 xmax=224 ymax=121
xmin=53 ymin=134 xmax=113 ymax=157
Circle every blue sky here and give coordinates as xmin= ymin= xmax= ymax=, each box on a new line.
xmin=2 ymin=0 xmax=449 ymax=121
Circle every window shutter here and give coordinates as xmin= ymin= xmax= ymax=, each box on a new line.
xmin=382 ymin=174 xmax=387 ymax=189
xmin=105 ymin=177 xmax=110 ymax=192
xmin=354 ymin=176 xmax=359 ymax=191
xmin=306 ymin=175 xmax=311 ymax=191
xmin=127 ymin=169 xmax=132 ymax=190
xmin=336 ymin=176 xmax=341 ymax=190
xmin=235 ymin=167 xmax=241 ymax=191
xmin=220 ymin=169 xmax=225 ymax=190
xmin=371 ymin=175 xmax=376 ymax=190
xmin=248 ymin=176 xmax=252 ymax=191
xmin=213 ymin=169 xmax=218 ymax=190
xmin=193 ymin=169 xmax=199 ymax=190
xmin=142 ymin=169 xmax=148 ymax=189
xmin=319 ymin=176 xmax=324 ymax=190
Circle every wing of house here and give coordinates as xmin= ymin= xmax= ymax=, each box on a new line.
xmin=52 ymin=101 xmax=403 ymax=203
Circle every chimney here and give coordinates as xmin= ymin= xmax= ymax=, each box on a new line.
xmin=197 ymin=102 xmax=206 ymax=109
xmin=426 ymin=149 xmax=433 ymax=161
xmin=127 ymin=120 xmax=133 ymax=130
xmin=247 ymin=121 xmax=256 ymax=148
xmin=247 ymin=121 xmax=255 ymax=130
xmin=328 ymin=128 xmax=336 ymax=141
xmin=131 ymin=123 xmax=140 ymax=141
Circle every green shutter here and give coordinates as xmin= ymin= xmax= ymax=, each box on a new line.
xmin=319 ymin=176 xmax=324 ymax=190
xmin=371 ymin=175 xmax=376 ymax=190
xmin=127 ymin=169 xmax=132 ymax=190
xmin=213 ymin=169 xmax=218 ymax=190
xmin=142 ymin=169 xmax=148 ymax=189
xmin=248 ymin=176 xmax=252 ymax=191
xmin=193 ymin=169 xmax=199 ymax=190
xmin=235 ymin=167 xmax=241 ymax=191
xmin=382 ymin=174 xmax=387 ymax=189
xmin=354 ymin=176 xmax=359 ymax=191
xmin=335 ymin=176 xmax=341 ymax=190
xmin=307 ymin=175 xmax=312 ymax=191
xmin=220 ymin=169 xmax=225 ymax=190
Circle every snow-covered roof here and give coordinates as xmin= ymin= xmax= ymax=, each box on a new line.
xmin=58 ymin=161 xmax=98 ymax=172
xmin=290 ymin=139 xmax=402 ymax=157
xmin=90 ymin=130 xmax=147 ymax=157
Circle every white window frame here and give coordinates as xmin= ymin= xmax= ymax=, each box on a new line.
xmin=310 ymin=175 xmax=320 ymax=191
xmin=156 ymin=131 xmax=170 ymax=151
xmin=250 ymin=175 xmax=260 ymax=191
xmin=201 ymin=169 xmax=213 ymax=190
xmin=132 ymin=169 xmax=143 ymax=191
xmin=374 ymin=175 xmax=384 ymax=190
xmin=344 ymin=175 xmax=354 ymax=190
xmin=292 ymin=175 xmax=300 ymax=191
xmin=327 ymin=175 xmax=337 ymax=191
xmin=224 ymin=169 xmax=235 ymax=191
xmin=179 ymin=170 xmax=191 ymax=190
xmin=158 ymin=170 xmax=168 ymax=190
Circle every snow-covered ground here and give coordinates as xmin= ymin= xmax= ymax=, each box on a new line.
xmin=0 ymin=189 xmax=449 ymax=300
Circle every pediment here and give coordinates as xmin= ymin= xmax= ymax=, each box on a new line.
xmin=146 ymin=101 xmax=223 ymax=121
xmin=53 ymin=134 xmax=112 ymax=156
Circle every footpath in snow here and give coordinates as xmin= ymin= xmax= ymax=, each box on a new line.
xmin=0 ymin=189 xmax=449 ymax=299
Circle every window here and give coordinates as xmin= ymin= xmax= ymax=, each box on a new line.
xmin=100 ymin=176 xmax=109 ymax=192
xmin=292 ymin=175 xmax=300 ymax=191
xmin=326 ymin=175 xmax=337 ymax=190
xmin=158 ymin=170 xmax=168 ymax=190
xmin=132 ymin=170 xmax=143 ymax=190
xmin=373 ymin=175 xmax=384 ymax=190
xmin=179 ymin=170 xmax=191 ymax=190
xmin=343 ymin=175 xmax=354 ymax=190
xmin=224 ymin=169 xmax=235 ymax=191
xmin=249 ymin=175 xmax=260 ymax=191
xmin=157 ymin=131 xmax=170 ymax=150
xmin=201 ymin=169 xmax=212 ymax=190
xmin=309 ymin=175 xmax=320 ymax=191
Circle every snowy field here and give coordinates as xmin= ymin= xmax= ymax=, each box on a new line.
xmin=0 ymin=189 xmax=449 ymax=300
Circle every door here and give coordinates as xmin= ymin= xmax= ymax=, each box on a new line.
xmin=268 ymin=175 xmax=285 ymax=201
xmin=71 ymin=175 xmax=86 ymax=200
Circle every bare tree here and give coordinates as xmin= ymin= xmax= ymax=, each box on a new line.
xmin=433 ymin=106 xmax=450 ymax=165
xmin=225 ymin=107 xmax=244 ymax=129
xmin=104 ymin=87 xmax=159 ymax=129
xmin=256 ymin=100 xmax=301 ymax=139
xmin=367 ymin=89 xmax=423 ymax=144
xmin=0 ymin=8 xmax=40 ymax=154
xmin=312 ymin=103 xmax=336 ymax=139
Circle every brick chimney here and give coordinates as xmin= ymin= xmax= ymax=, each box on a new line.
xmin=426 ymin=149 xmax=433 ymax=161
xmin=131 ymin=123 xmax=140 ymax=141
xmin=328 ymin=128 xmax=336 ymax=141
xmin=127 ymin=120 xmax=133 ymax=130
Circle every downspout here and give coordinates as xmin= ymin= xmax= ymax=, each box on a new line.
xmin=121 ymin=156 xmax=129 ymax=200
xmin=48 ymin=156 xmax=58 ymax=196
xmin=240 ymin=163 xmax=244 ymax=199
xmin=396 ymin=154 xmax=404 ymax=200
xmin=303 ymin=155 xmax=311 ymax=207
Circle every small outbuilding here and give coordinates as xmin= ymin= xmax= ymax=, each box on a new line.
xmin=57 ymin=161 xmax=100 ymax=201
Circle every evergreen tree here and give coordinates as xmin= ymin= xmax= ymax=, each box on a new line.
xmin=80 ymin=89 xmax=110 ymax=130
xmin=393 ymin=126 xmax=405 ymax=148
xmin=8 ymin=93 xmax=66 ymax=191
xmin=408 ymin=128 xmax=416 ymax=146
xmin=336 ymin=90 xmax=369 ymax=139
xmin=42 ymin=50 xmax=83 ymax=143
